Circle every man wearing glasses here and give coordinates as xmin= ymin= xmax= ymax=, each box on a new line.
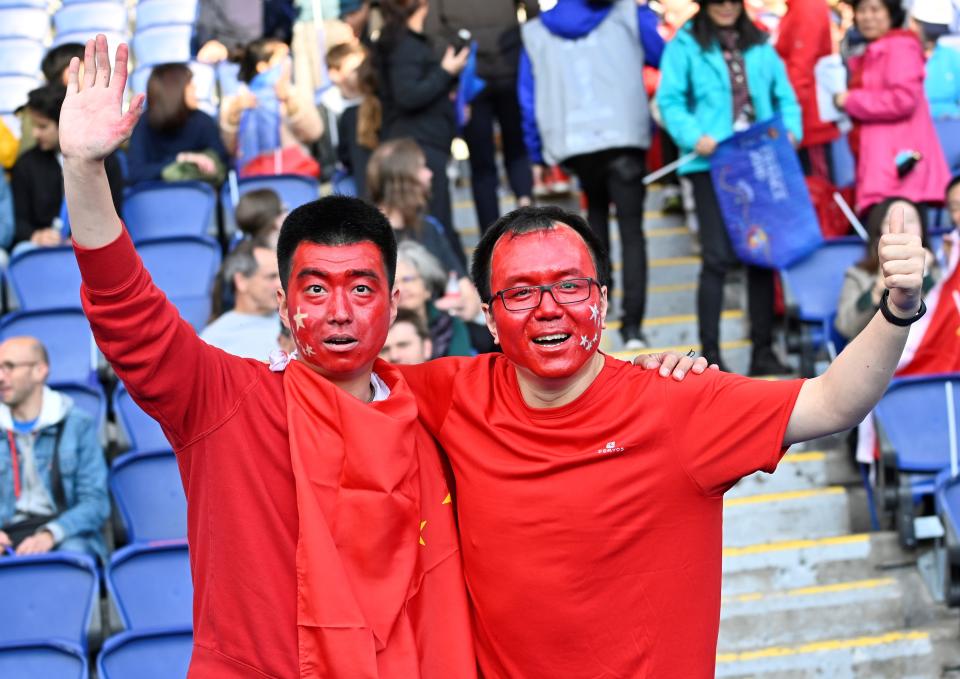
xmin=398 ymin=204 xmax=927 ymax=678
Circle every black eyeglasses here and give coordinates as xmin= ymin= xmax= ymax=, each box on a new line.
xmin=494 ymin=278 xmax=598 ymax=311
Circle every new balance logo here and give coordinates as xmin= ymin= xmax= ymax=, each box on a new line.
xmin=597 ymin=441 xmax=625 ymax=455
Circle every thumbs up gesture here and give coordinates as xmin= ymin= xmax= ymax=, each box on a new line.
xmin=878 ymin=206 xmax=925 ymax=316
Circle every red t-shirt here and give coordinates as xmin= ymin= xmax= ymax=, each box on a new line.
xmin=401 ymin=353 xmax=804 ymax=678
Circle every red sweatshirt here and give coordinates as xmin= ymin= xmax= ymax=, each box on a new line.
xmin=75 ymin=229 xmax=475 ymax=678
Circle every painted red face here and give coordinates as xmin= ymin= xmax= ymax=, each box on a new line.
xmin=282 ymin=242 xmax=393 ymax=380
xmin=488 ymin=226 xmax=605 ymax=380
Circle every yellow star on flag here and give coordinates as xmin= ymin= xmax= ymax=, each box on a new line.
xmin=419 ymin=520 xmax=427 ymax=546
xmin=442 ymin=493 xmax=451 ymax=505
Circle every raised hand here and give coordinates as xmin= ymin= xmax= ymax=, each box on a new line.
xmin=879 ymin=206 xmax=925 ymax=315
xmin=60 ymin=35 xmax=144 ymax=162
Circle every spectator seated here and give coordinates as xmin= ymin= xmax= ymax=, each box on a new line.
xmin=106 ymin=541 xmax=192 ymax=628
xmin=110 ymin=450 xmax=186 ymax=543
xmin=0 ymin=639 xmax=87 ymax=679
xmin=222 ymin=174 xmax=319 ymax=233
xmin=97 ymin=627 xmax=193 ymax=679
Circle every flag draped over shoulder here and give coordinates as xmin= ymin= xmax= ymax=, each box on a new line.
xmin=283 ymin=359 xmax=476 ymax=679
xmin=858 ymin=232 xmax=960 ymax=462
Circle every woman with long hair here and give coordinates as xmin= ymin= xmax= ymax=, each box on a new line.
xmin=834 ymin=0 xmax=950 ymax=215
xmin=367 ymin=138 xmax=482 ymax=323
xmin=126 ymin=63 xmax=229 ymax=186
xmin=375 ymin=0 xmax=469 ymax=263
xmin=657 ymin=0 xmax=802 ymax=374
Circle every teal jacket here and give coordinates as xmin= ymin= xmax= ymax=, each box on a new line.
xmin=657 ymin=24 xmax=802 ymax=175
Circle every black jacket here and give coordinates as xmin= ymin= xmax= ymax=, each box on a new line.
xmin=11 ymin=148 xmax=124 ymax=246
xmin=379 ymin=29 xmax=458 ymax=153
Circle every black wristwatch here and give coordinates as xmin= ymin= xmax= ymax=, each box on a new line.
xmin=879 ymin=290 xmax=926 ymax=326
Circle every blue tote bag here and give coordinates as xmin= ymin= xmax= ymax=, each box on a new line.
xmin=709 ymin=116 xmax=822 ymax=269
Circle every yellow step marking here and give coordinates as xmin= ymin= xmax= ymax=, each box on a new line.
xmin=716 ymin=630 xmax=930 ymax=663
xmin=649 ymin=255 xmax=701 ymax=268
xmin=722 ymin=578 xmax=895 ymax=604
xmin=605 ymin=309 xmax=741 ymax=332
xmin=611 ymin=338 xmax=751 ymax=361
xmin=724 ymin=486 xmax=844 ymax=508
xmin=723 ymin=533 xmax=869 ymax=558
xmin=782 ymin=451 xmax=827 ymax=464
xmin=649 ymin=282 xmax=697 ymax=294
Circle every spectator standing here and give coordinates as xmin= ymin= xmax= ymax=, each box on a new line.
xmin=376 ymin=0 xmax=469 ymax=262
xmin=11 ymin=85 xmax=123 ymax=253
xmin=220 ymin=39 xmax=324 ymax=174
xmin=380 ymin=308 xmax=433 ymax=364
xmin=325 ymin=43 xmax=379 ymax=196
xmin=396 ymin=241 xmax=475 ymax=358
xmin=834 ymin=0 xmax=950 ymax=214
xmin=201 ymin=238 xmax=282 ymax=359
xmin=836 ymin=196 xmax=938 ymax=339
xmin=126 ymin=64 xmax=229 ymax=186
xmin=425 ymin=0 xmax=535 ymax=231
xmin=0 ymin=337 xmax=108 ymax=562
xmin=776 ymin=0 xmax=841 ymax=178
xmin=657 ymin=0 xmax=802 ymax=374
xmin=519 ymin=0 xmax=665 ymax=349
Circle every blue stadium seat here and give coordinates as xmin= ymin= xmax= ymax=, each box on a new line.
xmin=222 ymin=174 xmax=319 ymax=232
xmin=110 ymin=450 xmax=186 ymax=543
xmin=53 ymin=29 xmax=125 ymax=51
xmin=135 ymin=0 xmax=197 ymax=31
xmin=0 ymin=74 xmax=41 ymax=115
xmin=935 ymin=118 xmax=960 ymax=177
xmin=98 ymin=627 xmax=192 ymax=679
xmin=0 ymin=309 xmax=97 ymax=386
xmin=51 ymin=381 xmax=107 ymax=428
xmin=0 ymin=38 xmax=44 ymax=76
xmin=0 ymin=6 xmax=48 ymax=40
xmin=123 ymin=181 xmax=216 ymax=242
xmin=106 ymin=542 xmax=192 ymax=629
xmin=132 ymin=24 xmax=192 ymax=67
xmin=0 ymin=553 xmax=99 ymax=649
xmin=779 ymin=236 xmax=865 ymax=376
xmin=0 ymin=0 xmax=47 ymax=6
xmin=8 ymin=245 xmax=82 ymax=311
xmin=875 ymin=373 xmax=960 ymax=548
xmin=113 ymin=383 xmax=168 ymax=452
xmin=0 ymin=640 xmax=88 ymax=679
xmin=936 ymin=469 xmax=960 ymax=605
xmin=54 ymin=2 xmax=127 ymax=36
xmin=137 ymin=236 xmax=221 ymax=331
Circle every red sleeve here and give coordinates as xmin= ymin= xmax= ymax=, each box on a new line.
xmin=75 ymin=227 xmax=262 ymax=449
xmin=397 ymin=357 xmax=472 ymax=437
xmin=666 ymin=371 xmax=804 ymax=497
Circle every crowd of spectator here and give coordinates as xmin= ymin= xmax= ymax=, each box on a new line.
xmin=5 ymin=0 xmax=960 ymax=567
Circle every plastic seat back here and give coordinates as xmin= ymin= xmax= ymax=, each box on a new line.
xmin=137 ymin=236 xmax=221 ymax=330
xmin=53 ymin=29 xmax=125 ymax=52
xmin=0 ymin=553 xmax=99 ymax=648
xmin=875 ymin=373 xmax=960 ymax=474
xmin=113 ymin=383 xmax=168 ymax=452
xmin=135 ymin=0 xmax=197 ymax=30
xmin=110 ymin=450 xmax=186 ymax=543
xmin=780 ymin=237 xmax=865 ymax=323
xmin=0 ymin=6 xmax=48 ymax=39
xmin=222 ymin=174 xmax=319 ymax=227
xmin=0 ymin=38 xmax=44 ymax=76
xmin=0 ymin=74 xmax=41 ymax=114
xmin=50 ymin=381 xmax=107 ymax=428
xmin=8 ymin=246 xmax=82 ymax=311
xmin=106 ymin=542 xmax=192 ymax=629
xmin=0 ymin=640 xmax=88 ymax=679
xmin=54 ymin=2 xmax=127 ymax=35
xmin=98 ymin=627 xmax=192 ymax=679
xmin=0 ymin=310 xmax=96 ymax=385
xmin=123 ymin=181 xmax=216 ymax=242
xmin=132 ymin=24 xmax=192 ymax=67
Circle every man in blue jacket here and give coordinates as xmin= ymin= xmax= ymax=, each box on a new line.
xmin=0 ymin=337 xmax=108 ymax=562
xmin=518 ymin=0 xmax=664 ymax=350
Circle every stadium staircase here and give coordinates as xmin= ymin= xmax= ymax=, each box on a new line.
xmin=451 ymin=178 xmax=960 ymax=677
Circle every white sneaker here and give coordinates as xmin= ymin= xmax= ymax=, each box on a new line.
xmin=624 ymin=337 xmax=648 ymax=351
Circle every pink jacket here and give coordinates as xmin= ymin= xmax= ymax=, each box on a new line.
xmin=846 ymin=30 xmax=950 ymax=213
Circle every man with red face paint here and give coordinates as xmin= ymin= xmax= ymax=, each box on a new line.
xmin=60 ymin=37 xmax=476 ymax=678
xmin=399 ymin=203 xmax=927 ymax=677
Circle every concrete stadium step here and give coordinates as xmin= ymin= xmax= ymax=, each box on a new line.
xmin=721 ymin=532 xmax=905 ymax=596
xmin=727 ymin=450 xmax=860 ymax=499
xmin=603 ymin=309 xmax=745 ymax=348
xmin=718 ymin=577 xmax=905 ymax=652
xmin=723 ymin=486 xmax=850 ymax=548
xmin=714 ymin=629 xmax=938 ymax=678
